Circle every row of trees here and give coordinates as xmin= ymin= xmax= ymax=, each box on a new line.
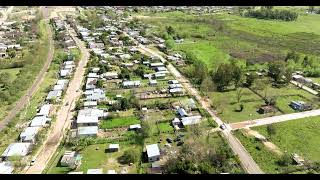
xmin=244 ymin=9 xmax=298 ymax=21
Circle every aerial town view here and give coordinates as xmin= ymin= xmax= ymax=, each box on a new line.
xmin=0 ymin=6 xmax=320 ymax=174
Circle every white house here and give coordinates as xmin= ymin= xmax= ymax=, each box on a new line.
xmin=146 ymin=144 xmax=160 ymax=162
xmin=0 ymin=161 xmax=14 ymax=174
xmin=1 ymin=143 xmax=32 ymax=159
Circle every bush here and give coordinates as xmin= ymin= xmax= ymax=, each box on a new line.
xmin=118 ymin=149 xmax=140 ymax=164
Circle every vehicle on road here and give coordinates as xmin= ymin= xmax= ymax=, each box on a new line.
xmin=220 ymin=124 xmax=227 ymax=130
xmin=30 ymin=157 xmax=36 ymax=166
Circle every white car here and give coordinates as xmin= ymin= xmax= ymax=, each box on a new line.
xmin=220 ymin=124 xmax=227 ymax=130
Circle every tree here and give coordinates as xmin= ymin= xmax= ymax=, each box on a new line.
xmin=118 ymin=149 xmax=140 ymax=164
xmin=119 ymin=68 xmax=130 ymax=80
xmin=212 ymin=63 xmax=234 ymax=92
xmin=268 ymin=61 xmax=286 ymax=84
xmin=120 ymin=98 xmax=130 ymax=110
xmin=285 ymin=51 xmax=300 ymax=63
xmin=232 ymin=64 xmax=243 ymax=88
xmin=0 ymin=72 xmax=12 ymax=86
xmin=245 ymin=73 xmax=256 ymax=88
xmin=278 ymin=152 xmax=292 ymax=166
xmin=96 ymin=79 xmax=104 ymax=88
xmin=267 ymin=124 xmax=276 ymax=138
xmin=166 ymin=26 xmax=175 ymax=35
xmin=236 ymin=88 xmax=243 ymax=104
xmin=309 ymin=6 xmax=315 ymax=13
xmin=134 ymin=65 xmax=145 ymax=77
xmin=200 ymin=76 xmax=215 ymax=93
xmin=141 ymin=120 xmax=151 ymax=138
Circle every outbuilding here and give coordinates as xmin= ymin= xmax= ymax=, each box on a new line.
xmin=1 ymin=143 xmax=32 ymax=160
xmin=146 ymin=144 xmax=160 ymax=162
xmin=107 ymin=144 xmax=119 ymax=152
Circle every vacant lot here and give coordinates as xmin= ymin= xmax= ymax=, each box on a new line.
xmin=209 ymin=87 xmax=281 ymax=123
xmin=253 ymin=116 xmax=320 ymax=162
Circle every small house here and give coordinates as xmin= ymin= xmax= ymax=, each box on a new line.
xmin=46 ymin=90 xmax=62 ymax=101
xmin=154 ymin=73 xmax=166 ymax=79
xmin=122 ymin=81 xmax=141 ymax=88
xmin=84 ymin=101 xmax=98 ymax=108
xmin=1 ymin=143 xmax=32 ymax=160
xmin=289 ymin=101 xmax=312 ymax=111
xmin=168 ymin=80 xmax=179 ymax=84
xmin=37 ymin=104 xmax=52 ymax=117
xmin=107 ymin=170 xmax=117 ymax=174
xmin=172 ymin=118 xmax=181 ymax=126
xmin=19 ymin=127 xmax=40 ymax=143
xmin=103 ymin=72 xmax=118 ymax=79
xmin=257 ymin=105 xmax=276 ymax=114
xmin=149 ymin=79 xmax=157 ymax=86
xmin=30 ymin=115 xmax=51 ymax=127
xmin=60 ymin=151 xmax=82 ymax=169
xmin=169 ymin=88 xmax=183 ymax=94
xmin=146 ymin=144 xmax=160 ymax=162
xmin=292 ymin=153 xmax=304 ymax=166
xmin=0 ymin=161 xmax=14 ymax=174
xmin=177 ymin=108 xmax=188 ymax=117
xmin=87 ymin=169 xmax=103 ymax=174
xmin=129 ymin=124 xmax=141 ymax=130
xmin=107 ymin=144 xmax=119 ymax=152
xmin=77 ymin=126 xmax=98 ymax=137
xmin=181 ymin=116 xmax=202 ymax=126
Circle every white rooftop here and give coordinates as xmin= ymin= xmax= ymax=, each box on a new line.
xmin=0 ymin=162 xmax=14 ymax=174
xmin=30 ymin=115 xmax=50 ymax=127
xmin=109 ymin=144 xmax=119 ymax=149
xmin=107 ymin=170 xmax=117 ymax=174
xmin=1 ymin=143 xmax=32 ymax=157
xmin=37 ymin=104 xmax=52 ymax=116
xmin=87 ymin=168 xmax=103 ymax=174
xmin=77 ymin=126 xmax=98 ymax=136
xmin=181 ymin=115 xmax=202 ymax=126
xmin=146 ymin=144 xmax=160 ymax=158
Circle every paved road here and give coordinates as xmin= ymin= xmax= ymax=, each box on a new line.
xmin=230 ymin=108 xmax=320 ymax=130
xmin=25 ymin=12 xmax=89 ymax=174
xmin=137 ymin=44 xmax=264 ymax=174
xmin=0 ymin=7 xmax=54 ymax=132
xmin=290 ymin=80 xmax=318 ymax=95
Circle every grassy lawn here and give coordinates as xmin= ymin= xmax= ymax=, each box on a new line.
xmin=209 ymin=87 xmax=280 ymax=123
xmin=45 ymin=147 xmax=72 ymax=174
xmin=0 ymin=68 xmax=22 ymax=81
xmin=173 ymin=40 xmax=230 ymax=70
xmin=253 ymin=116 xmax=320 ymax=162
xmin=100 ymin=116 xmax=141 ymax=129
xmin=79 ymin=143 xmax=141 ymax=174
xmin=253 ymin=82 xmax=320 ymax=113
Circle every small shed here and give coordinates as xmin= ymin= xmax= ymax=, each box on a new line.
xmin=172 ymin=118 xmax=181 ymax=126
xmin=107 ymin=144 xmax=119 ymax=152
xmin=77 ymin=126 xmax=98 ymax=137
xmin=257 ymin=105 xmax=276 ymax=114
xmin=87 ymin=169 xmax=103 ymax=174
xmin=181 ymin=116 xmax=202 ymax=126
xmin=177 ymin=108 xmax=188 ymax=117
xmin=19 ymin=127 xmax=40 ymax=143
xmin=0 ymin=161 xmax=14 ymax=174
xmin=146 ymin=144 xmax=160 ymax=162
xmin=149 ymin=79 xmax=157 ymax=86
xmin=60 ymin=151 xmax=82 ymax=168
xmin=107 ymin=170 xmax=117 ymax=174
xmin=129 ymin=124 xmax=141 ymax=130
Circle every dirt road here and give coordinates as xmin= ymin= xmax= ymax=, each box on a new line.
xmin=0 ymin=7 xmax=54 ymax=131
xmin=137 ymin=45 xmax=264 ymax=174
xmin=25 ymin=15 xmax=90 ymax=174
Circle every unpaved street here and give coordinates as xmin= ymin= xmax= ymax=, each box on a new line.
xmin=25 ymin=13 xmax=89 ymax=174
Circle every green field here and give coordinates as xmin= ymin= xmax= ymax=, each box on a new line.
xmin=0 ymin=68 xmax=22 ymax=81
xmin=100 ymin=116 xmax=141 ymax=129
xmin=253 ymin=116 xmax=320 ymax=162
xmin=140 ymin=11 xmax=320 ymax=67
xmin=234 ymin=130 xmax=291 ymax=174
